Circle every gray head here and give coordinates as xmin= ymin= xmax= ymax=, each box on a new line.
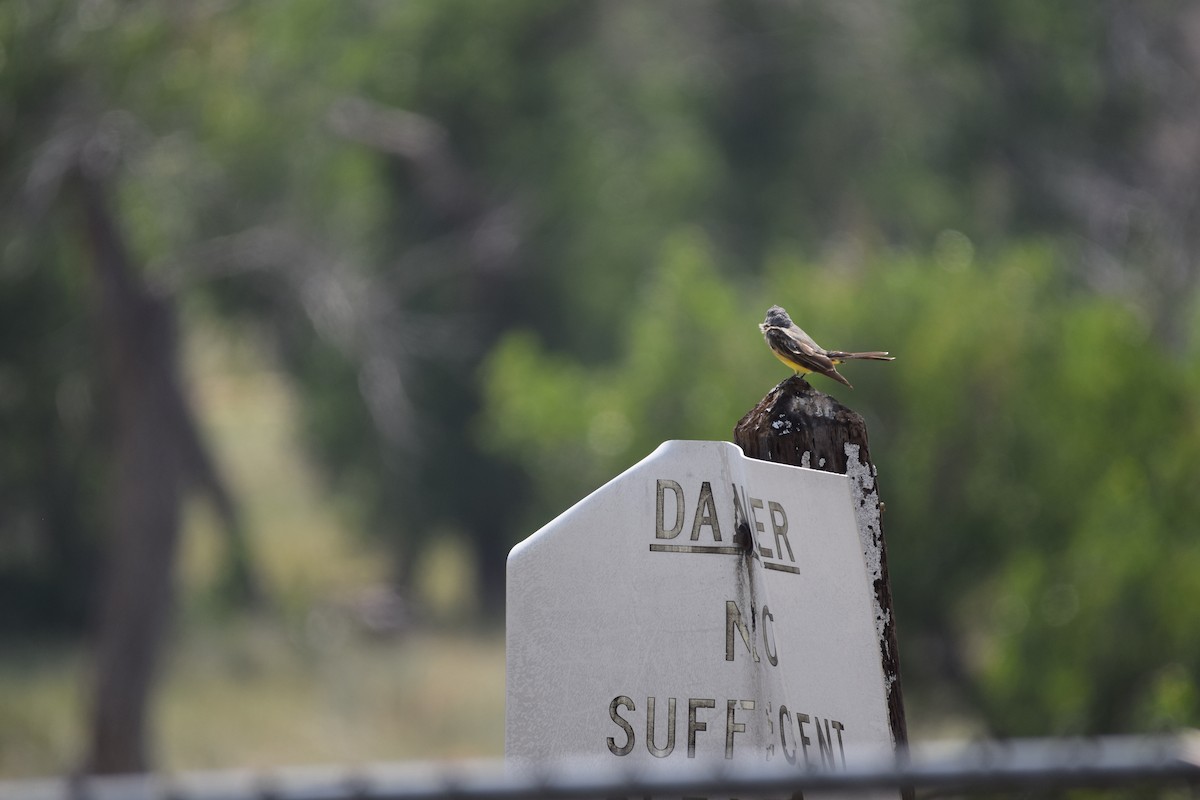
xmin=763 ymin=305 xmax=793 ymax=328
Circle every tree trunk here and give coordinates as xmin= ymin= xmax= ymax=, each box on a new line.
xmin=76 ymin=172 xmax=186 ymax=774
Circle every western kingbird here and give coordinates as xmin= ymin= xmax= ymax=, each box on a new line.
xmin=760 ymin=305 xmax=894 ymax=388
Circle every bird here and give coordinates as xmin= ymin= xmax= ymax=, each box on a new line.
xmin=759 ymin=305 xmax=893 ymax=388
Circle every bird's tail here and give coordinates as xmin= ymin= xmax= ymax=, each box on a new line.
xmin=829 ymin=350 xmax=895 ymax=362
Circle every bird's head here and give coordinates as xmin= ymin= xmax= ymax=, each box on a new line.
xmin=761 ymin=305 xmax=793 ymax=330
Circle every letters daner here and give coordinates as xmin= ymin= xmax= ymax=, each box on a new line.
xmin=652 ymin=478 xmax=798 ymax=573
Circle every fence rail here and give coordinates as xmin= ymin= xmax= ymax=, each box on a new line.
xmin=4 ymin=733 xmax=1199 ymax=800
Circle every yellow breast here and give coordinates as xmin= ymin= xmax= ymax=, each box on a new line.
xmin=770 ymin=348 xmax=813 ymax=374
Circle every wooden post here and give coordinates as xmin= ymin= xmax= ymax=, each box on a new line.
xmin=734 ymin=376 xmax=910 ymax=771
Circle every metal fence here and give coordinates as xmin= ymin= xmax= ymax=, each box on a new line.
xmin=4 ymin=733 xmax=1198 ymax=800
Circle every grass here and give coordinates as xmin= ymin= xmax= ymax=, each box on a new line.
xmin=0 ymin=319 xmax=503 ymax=779
xmin=157 ymin=624 xmax=505 ymax=771
xmin=0 ymin=644 xmax=88 ymax=777
xmin=0 ymin=628 xmax=505 ymax=777
xmin=179 ymin=320 xmax=387 ymax=615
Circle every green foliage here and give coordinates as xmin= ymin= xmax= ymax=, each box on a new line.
xmin=483 ymin=240 xmax=1200 ymax=735
xmin=0 ymin=0 xmax=113 ymax=628
xmin=0 ymin=224 xmax=104 ymax=634
xmin=482 ymin=229 xmax=769 ymax=534
xmin=854 ymin=247 xmax=1200 ymax=734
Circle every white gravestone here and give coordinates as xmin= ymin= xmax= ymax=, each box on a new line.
xmin=506 ymin=440 xmax=896 ymax=780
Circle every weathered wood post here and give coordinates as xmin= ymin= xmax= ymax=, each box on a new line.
xmin=734 ymin=375 xmax=910 ymax=768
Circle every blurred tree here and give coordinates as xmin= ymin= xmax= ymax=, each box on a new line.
xmin=2 ymin=0 xmax=1199 ymax=760
xmin=1 ymin=0 xmax=270 ymax=772
xmin=0 ymin=0 xmax=105 ymax=640
xmin=0 ymin=202 xmax=103 ymax=637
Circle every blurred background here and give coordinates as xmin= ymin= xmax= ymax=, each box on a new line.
xmin=2 ymin=0 xmax=1199 ymax=779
